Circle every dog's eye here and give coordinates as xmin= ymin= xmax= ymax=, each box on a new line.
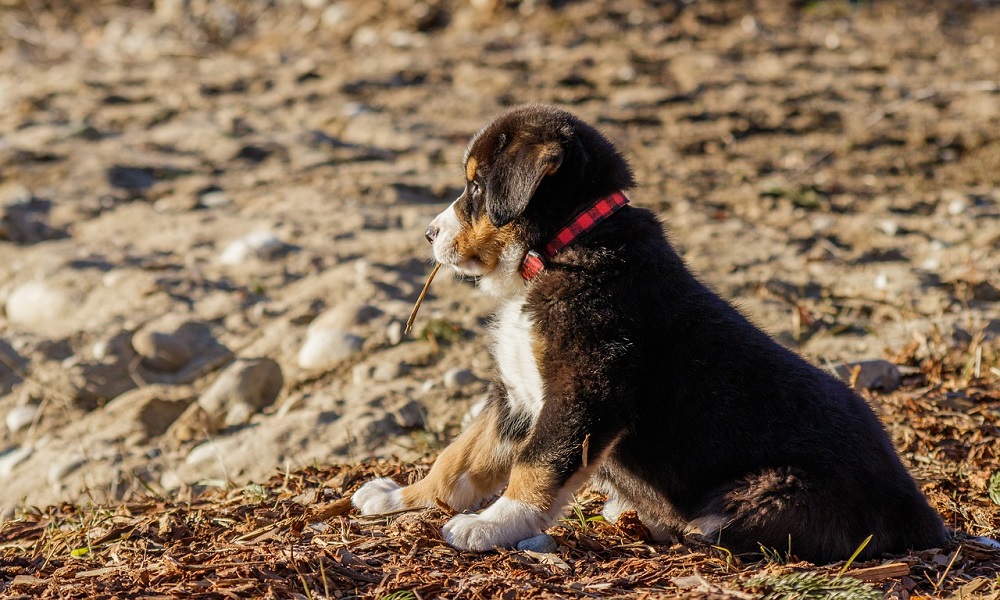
xmin=470 ymin=181 xmax=482 ymax=197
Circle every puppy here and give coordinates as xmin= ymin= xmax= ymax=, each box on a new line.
xmin=353 ymin=103 xmax=947 ymax=563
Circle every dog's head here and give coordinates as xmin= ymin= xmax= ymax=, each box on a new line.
xmin=425 ymin=103 xmax=634 ymax=296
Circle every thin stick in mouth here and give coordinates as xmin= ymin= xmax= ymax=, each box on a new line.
xmin=404 ymin=262 xmax=442 ymax=336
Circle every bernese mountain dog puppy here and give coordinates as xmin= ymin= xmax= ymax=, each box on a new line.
xmin=353 ymin=103 xmax=947 ymax=563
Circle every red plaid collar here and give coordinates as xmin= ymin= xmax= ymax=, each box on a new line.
xmin=520 ymin=191 xmax=629 ymax=281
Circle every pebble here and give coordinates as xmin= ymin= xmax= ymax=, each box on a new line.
xmin=352 ymin=364 xmax=372 ymax=385
xmin=877 ymin=219 xmax=899 ymax=237
xmin=394 ymin=400 xmax=425 ymax=429
xmin=386 ymin=321 xmax=403 ymax=345
xmin=310 ymin=303 xmax=382 ymax=331
xmin=516 ymin=534 xmax=558 ymax=553
xmin=132 ymin=326 xmax=193 ymax=372
xmin=444 ymin=367 xmax=478 ymax=389
xmin=219 ymin=231 xmax=286 ymax=265
xmin=224 ymin=401 xmax=255 ymax=427
xmin=298 ymin=329 xmax=363 ymax=370
xmin=0 ymin=446 xmax=33 ymax=478
xmin=5 ymin=281 xmax=73 ymax=329
xmin=828 ymin=359 xmax=901 ymax=392
xmin=47 ymin=457 xmax=86 ymax=486
xmin=198 ymin=190 xmax=232 ymax=208
xmin=372 ymin=361 xmax=404 ymax=382
xmin=199 ymin=358 xmax=284 ymax=426
xmin=5 ymin=405 xmax=38 ymax=434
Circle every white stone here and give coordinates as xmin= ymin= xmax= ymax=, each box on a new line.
xmin=5 ymin=405 xmax=37 ymax=434
xmin=224 ymin=402 xmax=255 ymax=427
xmin=877 ymin=220 xmax=899 ymax=236
xmin=386 ymin=321 xmax=403 ymax=345
xmin=199 ymin=191 xmax=232 ymax=208
xmin=219 ymin=231 xmax=286 ymax=265
xmin=5 ymin=281 xmax=72 ymax=328
xmin=298 ymin=329 xmax=363 ymax=370
xmin=0 ymin=446 xmax=33 ymax=478
xmin=372 ymin=361 xmax=403 ymax=382
xmin=186 ymin=441 xmax=221 ymax=466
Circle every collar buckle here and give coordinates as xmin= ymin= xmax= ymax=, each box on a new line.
xmin=520 ymin=250 xmax=546 ymax=281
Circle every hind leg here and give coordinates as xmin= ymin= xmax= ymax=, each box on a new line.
xmin=593 ymin=466 xmax=684 ymax=543
xmin=693 ymin=468 xmax=862 ymax=563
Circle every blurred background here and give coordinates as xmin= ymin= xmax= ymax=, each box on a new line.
xmin=1 ymin=0 xmax=998 ymax=516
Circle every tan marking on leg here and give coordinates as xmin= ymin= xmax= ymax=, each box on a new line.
xmin=504 ymin=463 xmax=558 ymax=510
xmin=454 ymin=215 xmax=517 ymax=271
xmin=466 ymin=157 xmax=478 ymax=182
xmin=400 ymin=401 xmax=517 ymax=510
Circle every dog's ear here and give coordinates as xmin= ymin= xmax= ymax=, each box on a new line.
xmin=485 ymin=140 xmax=563 ymax=228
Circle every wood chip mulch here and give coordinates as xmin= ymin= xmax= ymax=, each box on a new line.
xmin=1 ymin=345 xmax=998 ymax=599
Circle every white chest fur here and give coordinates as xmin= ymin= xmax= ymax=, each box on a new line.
xmin=491 ymin=299 xmax=545 ymax=419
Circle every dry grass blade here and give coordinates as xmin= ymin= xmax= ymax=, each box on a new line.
xmin=404 ymin=262 xmax=441 ymax=336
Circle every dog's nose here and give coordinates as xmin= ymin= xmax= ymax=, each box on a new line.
xmin=424 ymin=225 xmax=439 ymax=243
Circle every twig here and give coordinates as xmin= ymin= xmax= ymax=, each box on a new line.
xmin=405 ymin=263 xmax=442 ymax=336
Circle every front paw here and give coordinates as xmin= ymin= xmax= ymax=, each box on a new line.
xmin=442 ymin=498 xmax=545 ymax=551
xmin=352 ymin=477 xmax=405 ymax=515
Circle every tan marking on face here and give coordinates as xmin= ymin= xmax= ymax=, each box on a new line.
xmin=466 ymin=156 xmax=478 ymax=182
xmin=400 ymin=401 xmax=518 ymax=510
xmin=454 ymin=215 xmax=517 ymax=271
xmin=505 ymin=463 xmax=557 ymax=510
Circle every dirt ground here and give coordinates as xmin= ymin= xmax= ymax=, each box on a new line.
xmin=0 ymin=0 xmax=999 ymax=596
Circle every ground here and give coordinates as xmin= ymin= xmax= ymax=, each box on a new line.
xmin=0 ymin=0 xmax=999 ymax=597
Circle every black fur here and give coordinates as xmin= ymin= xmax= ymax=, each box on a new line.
xmin=473 ymin=104 xmax=947 ymax=564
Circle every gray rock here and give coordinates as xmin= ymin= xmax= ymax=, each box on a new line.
xmin=5 ymin=405 xmax=38 ymax=434
xmin=132 ymin=326 xmax=193 ymax=372
xmin=828 ymin=359 xmax=901 ymax=392
xmin=394 ymin=400 xmax=425 ymax=429
xmin=517 ymin=534 xmax=558 ymax=553
xmin=197 ymin=358 xmax=284 ymax=428
xmin=444 ymin=367 xmax=478 ymax=389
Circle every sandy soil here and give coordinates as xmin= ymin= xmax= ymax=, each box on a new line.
xmin=0 ymin=0 xmax=998 ymax=519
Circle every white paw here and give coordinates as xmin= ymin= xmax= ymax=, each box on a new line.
xmin=602 ymin=494 xmax=625 ymax=523
xmin=352 ymin=477 xmax=405 ymax=515
xmin=443 ymin=497 xmax=546 ymax=551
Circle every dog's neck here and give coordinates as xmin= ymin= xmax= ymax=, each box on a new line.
xmin=476 ymin=191 xmax=629 ymax=300
xmin=520 ymin=191 xmax=629 ymax=281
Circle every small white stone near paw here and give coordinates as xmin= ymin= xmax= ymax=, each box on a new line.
xmin=352 ymin=477 xmax=404 ymax=515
